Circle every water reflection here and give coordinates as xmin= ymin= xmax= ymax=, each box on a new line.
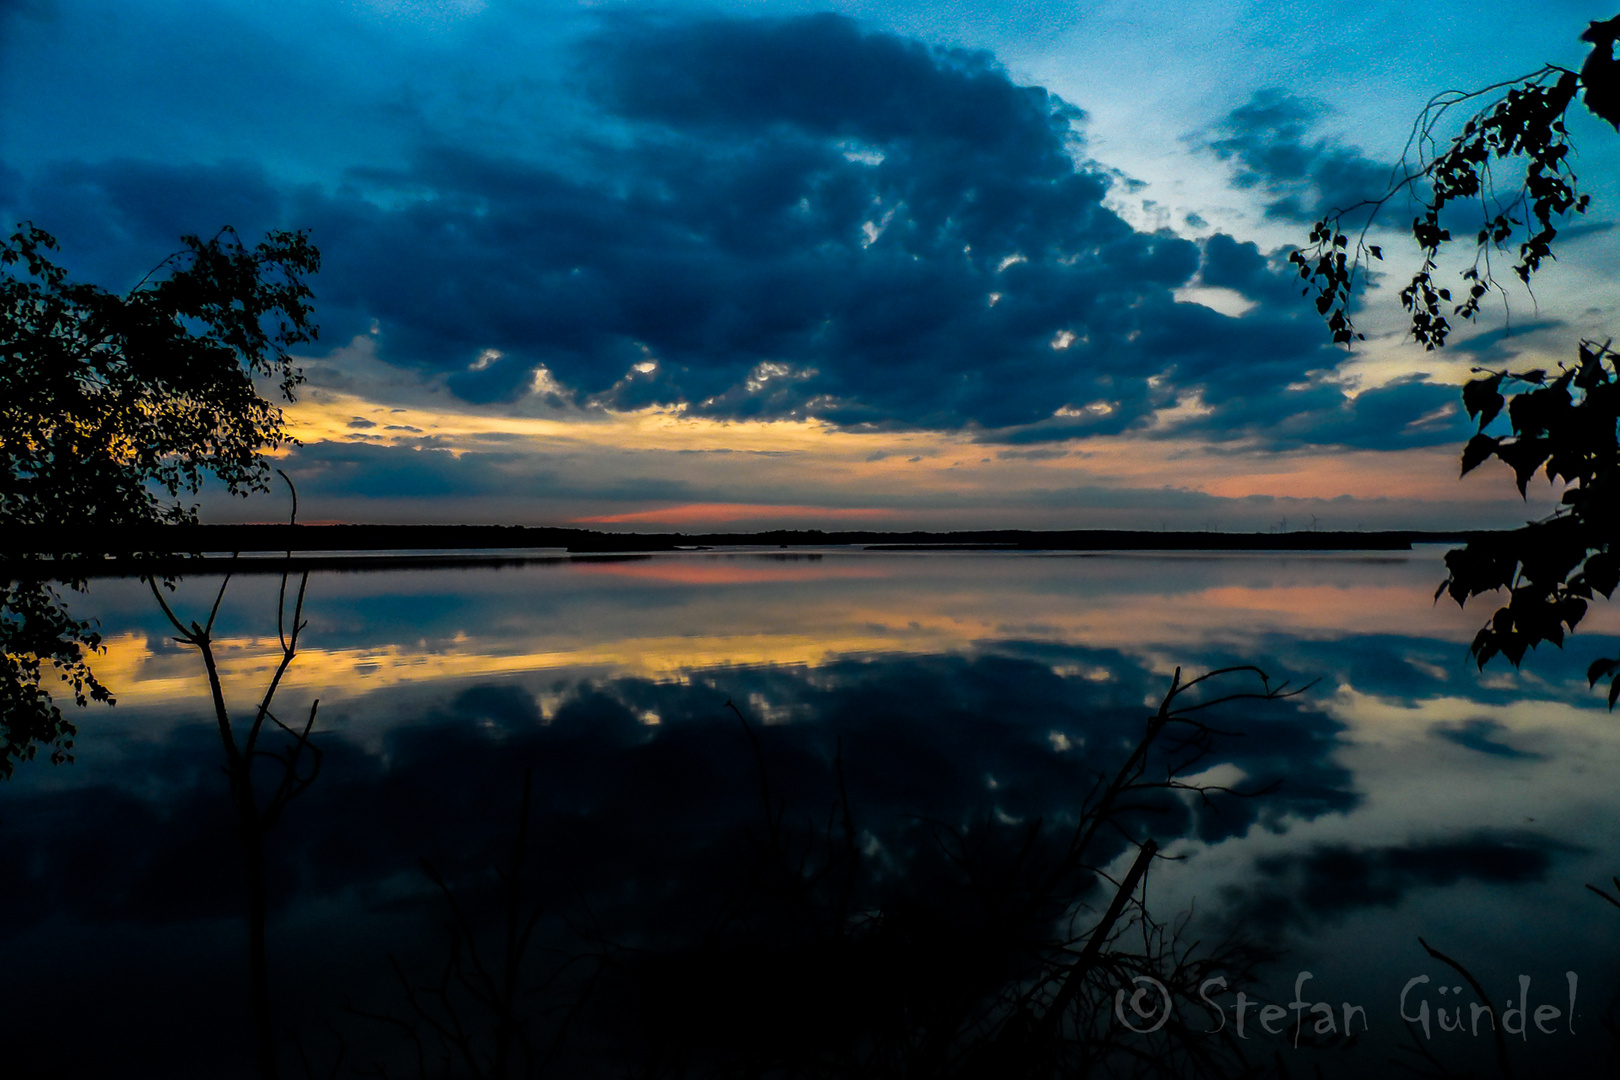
xmin=4 ymin=549 xmax=1620 ymax=1077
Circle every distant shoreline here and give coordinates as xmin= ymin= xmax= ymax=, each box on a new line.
xmin=1 ymin=522 xmax=1484 ymax=577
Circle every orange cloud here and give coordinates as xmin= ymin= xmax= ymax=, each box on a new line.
xmin=570 ymin=503 xmax=897 ymax=526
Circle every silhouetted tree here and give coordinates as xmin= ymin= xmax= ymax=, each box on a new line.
xmin=0 ymin=223 xmax=319 ymax=773
xmin=1292 ymin=15 xmax=1620 ymax=703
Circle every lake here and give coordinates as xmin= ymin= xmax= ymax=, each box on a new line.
xmin=5 ymin=547 xmax=1620 ymax=1078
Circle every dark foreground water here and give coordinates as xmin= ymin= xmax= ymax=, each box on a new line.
xmin=5 ymin=547 xmax=1620 ymax=1078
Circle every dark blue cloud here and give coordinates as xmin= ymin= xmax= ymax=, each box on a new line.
xmin=284 ymin=439 xmax=712 ymax=506
xmin=9 ymin=158 xmax=286 ymax=288
xmin=1 ymin=14 xmax=1469 ymax=450
xmin=0 ymin=160 xmax=19 ymax=210
xmin=1199 ymin=232 xmax=1302 ymax=307
xmin=1435 ymin=718 xmax=1547 ymax=760
xmin=584 ymin=13 xmax=1074 ymax=157
xmin=1225 ymin=830 xmax=1580 ymax=929
xmin=1206 ymin=89 xmax=1394 ymax=224
xmin=292 ymin=440 xmax=518 ymax=500
xmin=1174 ymin=374 xmax=1474 ymax=451
xmin=280 ymin=10 xmax=1213 ymax=434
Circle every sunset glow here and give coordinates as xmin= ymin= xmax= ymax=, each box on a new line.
xmin=7 ymin=0 xmax=1611 ymax=534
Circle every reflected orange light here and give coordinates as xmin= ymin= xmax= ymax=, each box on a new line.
xmin=96 ymin=553 xmax=1571 ymax=721
xmin=1197 ymin=583 xmax=1427 ymax=622
xmin=571 ymin=562 xmax=886 ymax=585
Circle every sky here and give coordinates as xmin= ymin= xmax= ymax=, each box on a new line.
xmin=3 ymin=0 xmax=1618 ymax=532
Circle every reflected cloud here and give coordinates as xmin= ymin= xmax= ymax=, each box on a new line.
xmin=13 ymin=551 xmax=1620 ymax=1075
xmin=1434 ymin=718 xmax=1548 ymax=760
xmin=2 ymin=647 xmax=1355 ymax=933
xmin=1224 ymin=830 xmax=1582 ymax=929
xmin=85 ymin=552 xmax=1505 ymax=721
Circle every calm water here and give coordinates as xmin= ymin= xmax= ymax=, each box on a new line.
xmin=6 ymin=547 xmax=1620 ymax=1077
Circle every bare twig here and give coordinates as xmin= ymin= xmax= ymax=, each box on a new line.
xmin=1418 ymin=937 xmax=1513 ymax=1080
xmin=145 ymin=473 xmax=321 ymax=1080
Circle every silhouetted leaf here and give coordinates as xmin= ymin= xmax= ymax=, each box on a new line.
xmin=1494 ymin=437 xmax=1551 ymax=495
xmin=1460 ymin=433 xmax=1501 ymax=476
xmin=1586 ymin=551 xmax=1620 ymax=598
xmin=1588 ymin=656 xmax=1619 ymax=687
xmin=1462 ymin=374 xmax=1506 ymax=426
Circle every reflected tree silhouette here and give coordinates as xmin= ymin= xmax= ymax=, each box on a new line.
xmin=350 ymin=665 xmax=1307 ymax=1080
xmin=348 ymin=769 xmax=589 ymax=1080
xmin=1389 ymin=939 xmax=1516 ymax=1080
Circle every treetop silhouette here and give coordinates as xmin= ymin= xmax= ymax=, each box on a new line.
xmin=0 ymin=224 xmax=320 ymax=775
